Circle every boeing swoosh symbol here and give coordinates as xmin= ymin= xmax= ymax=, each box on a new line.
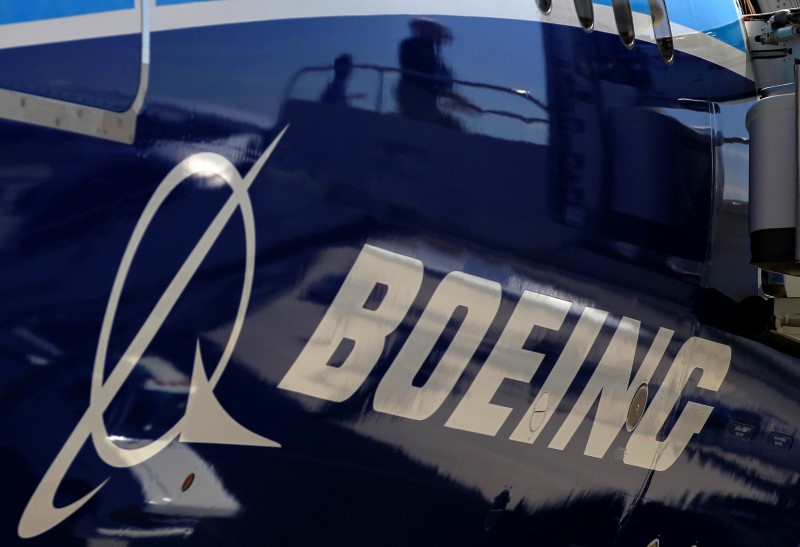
xmin=18 ymin=127 xmax=289 ymax=539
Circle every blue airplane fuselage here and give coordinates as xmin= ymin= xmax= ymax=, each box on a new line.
xmin=0 ymin=1 xmax=795 ymax=546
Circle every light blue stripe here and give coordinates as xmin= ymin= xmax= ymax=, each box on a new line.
xmin=0 ymin=0 xmax=134 ymax=25
xmin=157 ymin=0 xmax=219 ymax=5
xmin=594 ymin=0 xmax=746 ymax=51
xmin=705 ymin=19 xmax=746 ymax=52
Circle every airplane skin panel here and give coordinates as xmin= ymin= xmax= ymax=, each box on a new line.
xmin=0 ymin=0 xmax=750 ymax=81
xmin=1 ymin=3 xmax=797 ymax=546
xmin=0 ymin=35 xmax=142 ymax=111
xmin=595 ymin=0 xmax=747 ymax=50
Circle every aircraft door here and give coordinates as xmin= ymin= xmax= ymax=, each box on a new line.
xmin=0 ymin=0 xmax=149 ymax=143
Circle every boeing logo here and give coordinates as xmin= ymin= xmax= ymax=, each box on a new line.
xmin=18 ymin=128 xmax=289 ymax=539
xmin=21 ymin=125 xmax=732 ymax=539
xmin=278 ymin=244 xmax=732 ymax=473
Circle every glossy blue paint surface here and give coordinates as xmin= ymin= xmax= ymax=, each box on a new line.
xmin=0 ymin=34 xmax=142 ymax=111
xmin=2 ymin=6 xmax=798 ymax=547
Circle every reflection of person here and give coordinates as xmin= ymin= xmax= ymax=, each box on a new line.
xmin=320 ymin=54 xmax=356 ymax=105
xmin=396 ymin=18 xmax=476 ymax=129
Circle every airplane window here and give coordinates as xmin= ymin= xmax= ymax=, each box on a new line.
xmin=648 ymin=0 xmax=674 ymax=64
xmin=611 ymin=0 xmax=636 ymax=48
xmin=536 ymin=0 xmax=552 ymax=15
xmin=573 ymin=0 xmax=594 ymax=31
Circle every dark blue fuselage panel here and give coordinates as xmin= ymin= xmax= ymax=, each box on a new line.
xmin=2 ymin=9 xmax=795 ymax=547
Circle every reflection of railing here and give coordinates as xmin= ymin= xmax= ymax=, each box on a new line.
xmin=285 ymin=63 xmax=549 ymax=125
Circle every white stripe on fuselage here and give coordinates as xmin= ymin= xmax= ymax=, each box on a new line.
xmin=0 ymin=0 xmax=751 ymax=79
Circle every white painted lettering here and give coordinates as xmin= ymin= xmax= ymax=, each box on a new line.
xmin=445 ymin=291 xmax=570 ymax=436
xmin=509 ymin=307 xmax=607 ymax=444
xmin=278 ymin=244 xmax=423 ymax=402
xmin=624 ymin=337 xmax=731 ymax=471
xmin=549 ymin=321 xmax=672 ymax=457
xmin=373 ymin=271 xmax=501 ymax=420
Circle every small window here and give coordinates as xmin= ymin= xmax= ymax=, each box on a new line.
xmin=536 ymin=0 xmax=552 ymax=15
xmin=611 ymin=0 xmax=636 ymax=48
xmin=573 ymin=0 xmax=594 ymax=31
xmin=649 ymin=0 xmax=674 ymax=63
